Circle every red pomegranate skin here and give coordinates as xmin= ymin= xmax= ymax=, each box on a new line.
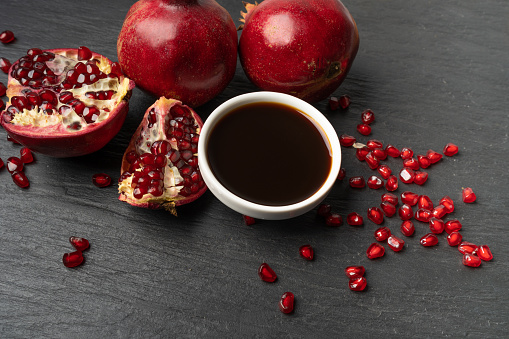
xmin=239 ymin=0 xmax=359 ymax=102
xmin=117 ymin=0 xmax=238 ymax=108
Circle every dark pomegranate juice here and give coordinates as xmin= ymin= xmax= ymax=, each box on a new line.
xmin=207 ymin=102 xmax=332 ymax=206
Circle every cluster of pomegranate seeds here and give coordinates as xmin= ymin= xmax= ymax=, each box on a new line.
xmin=0 ymin=30 xmax=15 ymax=44
xmin=279 ymin=292 xmax=295 ymax=314
xmin=299 ymin=244 xmax=314 ymax=260
xmin=62 ymin=236 xmax=90 ymax=268
xmin=316 ymin=203 xmax=345 ymax=227
xmin=258 ymin=263 xmax=277 ymax=282
xmin=4 ymin=147 xmax=35 ymax=188
xmin=92 ymin=173 xmax=112 ymax=188
xmin=345 ymin=266 xmax=367 ymax=291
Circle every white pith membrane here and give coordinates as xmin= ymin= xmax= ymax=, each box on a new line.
xmin=7 ymin=51 xmax=130 ymax=130
xmin=118 ymin=98 xmax=202 ymax=215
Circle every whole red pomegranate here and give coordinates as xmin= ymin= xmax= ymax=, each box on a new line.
xmin=118 ymin=97 xmax=206 ymax=215
xmin=0 ymin=47 xmax=135 ymax=157
xmin=238 ymin=0 xmax=359 ymax=102
xmin=117 ymin=0 xmax=238 ymax=108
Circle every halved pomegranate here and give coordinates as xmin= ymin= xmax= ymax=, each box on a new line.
xmin=118 ymin=97 xmax=206 ymax=215
xmin=0 ymin=47 xmax=135 ymax=157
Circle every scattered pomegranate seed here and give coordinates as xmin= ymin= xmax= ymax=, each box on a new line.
xmin=426 ymin=149 xmax=442 ymax=163
xmin=417 ymin=155 xmax=431 ymax=169
xmin=12 ymin=171 xmax=30 ymax=188
xmin=367 ymin=207 xmax=384 ymax=225
xmin=439 ymin=195 xmax=455 ymax=213
xmin=462 ymin=187 xmax=477 ymax=203
xmin=349 ymin=276 xmax=367 ymax=291
xmin=339 ymin=94 xmax=350 ymax=109
xmin=92 ymin=173 xmax=112 ymax=188
xmin=447 ymin=232 xmax=463 ymax=246
xmin=400 ymin=147 xmax=413 ymax=160
xmin=243 ymin=215 xmax=256 ymax=226
xmin=345 ymin=266 xmax=365 ymax=278
xmin=366 ymin=243 xmax=385 ymax=259
xmin=326 ymin=213 xmax=343 ymax=226
xmin=361 ymin=109 xmax=375 ymax=124
xmin=415 ymin=208 xmax=432 ymax=222
xmin=366 ymin=139 xmax=383 ymax=150
xmin=398 ymin=204 xmax=413 ymax=221
xmin=444 ymin=220 xmax=462 ymax=234
xmin=380 ymin=201 xmax=397 ymax=217
xmin=19 ymin=147 xmax=34 ymax=164
xmin=279 ymin=292 xmax=295 ymax=314
xmin=299 ymin=244 xmax=314 ymax=261
xmin=420 ymin=233 xmax=439 ymax=247
xmin=69 ymin=236 xmax=90 ymax=252
xmin=0 ymin=30 xmax=15 ymax=43
xmin=399 ymin=167 xmax=415 ymax=184
xmin=0 ymin=57 xmax=12 ymax=73
xmin=337 ymin=168 xmax=346 ymax=180
xmin=387 ymin=235 xmax=405 ymax=252
xmin=6 ymin=157 xmax=23 ymax=173
xmin=78 ymin=46 xmax=93 ymax=61
xmin=413 ymin=171 xmax=428 ymax=185
xmin=371 ymin=148 xmax=387 ymax=160
xmin=385 ymin=175 xmax=398 ymax=191
xmin=349 ymin=176 xmax=366 ymax=188
xmin=462 ymin=253 xmax=481 ymax=268
xmin=431 ymin=205 xmax=447 ymax=219
xmin=400 ymin=220 xmax=415 ymax=236
xmin=477 ymin=245 xmax=493 ymax=261
xmin=365 ymin=152 xmax=379 ymax=169
xmin=381 ymin=193 xmax=398 ymax=206
xmin=357 ymin=123 xmax=371 ymax=136
xmin=329 ymin=96 xmax=340 ymax=110
xmin=63 ymin=251 xmax=84 ymax=268
xmin=417 ymin=195 xmax=433 ymax=210
xmin=367 ymin=175 xmax=384 ymax=189
xmin=403 ymin=158 xmax=420 ymax=171
xmin=458 ymin=242 xmax=478 ymax=255
xmin=258 ymin=263 xmax=277 ymax=282
xmin=339 ymin=134 xmax=356 ymax=147
xmin=317 ymin=204 xmax=331 ymax=217
xmin=401 ymin=191 xmax=419 ymax=206
xmin=0 ymin=82 xmax=6 ymax=96
xmin=377 ymin=164 xmax=392 ymax=179
xmin=355 ymin=146 xmax=370 ymax=161
xmin=346 ymin=212 xmax=364 ymax=226
xmin=0 ymin=157 xmax=3 ymax=169
xmin=429 ymin=217 xmax=445 ymax=234
xmin=443 ymin=143 xmax=459 ymax=156
xmin=385 ymin=144 xmax=401 ymax=158
xmin=374 ymin=227 xmax=391 ymax=241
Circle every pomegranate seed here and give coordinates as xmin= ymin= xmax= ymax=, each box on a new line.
xmin=367 ymin=175 xmax=384 ymax=189
xmin=317 ymin=203 xmax=331 ymax=217
xmin=279 ymin=292 xmax=295 ymax=314
xmin=417 ymin=155 xmax=431 ymax=169
xmin=399 ymin=167 xmax=415 ymax=184
xmin=398 ymin=204 xmax=413 ymax=221
xmin=356 ymin=146 xmax=370 ymax=161
xmin=62 ymin=251 xmax=84 ymax=268
xmin=339 ymin=94 xmax=350 ymax=109
xmin=415 ymin=209 xmax=432 ymax=222
xmin=417 ymin=195 xmax=433 ymax=210
xmin=400 ymin=147 xmax=413 ymax=160
xmin=78 ymin=46 xmax=93 ymax=61
xmin=326 ymin=213 xmax=343 ymax=226
xmin=92 ymin=173 xmax=112 ymax=188
xmin=365 ymin=152 xmax=379 ymax=169
xmin=374 ymin=227 xmax=391 ymax=241
xmin=0 ymin=57 xmax=11 ymax=73
xmin=299 ymin=244 xmax=314 ymax=260
xmin=385 ymin=175 xmax=398 ymax=191
xmin=367 ymin=243 xmax=385 ymax=259
xmin=401 ymin=191 xmax=419 ymax=206
xmin=69 ymin=236 xmax=90 ymax=251
xmin=346 ymin=212 xmax=363 ymax=226
xmin=477 ymin=245 xmax=493 ymax=261
xmin=447 ymin=232 xmax=463 ymax=246
xmin=366 ymin=139 xmax=383 ymax=150
xmin=0 ymin=157 xmax=3 ymax=169
xmin=420 ymin=233 xmax=439 ymax=247
xmin=426 ymin=149 xmax=442 ymax=163
xmin=462 ymin=253 xmax=481 ymax=268
xmin=443 ymin=143 xmax=459 ymax=156
xmin=403 ymin=158 xmax=420 ymax=171
xmin=413 ymin=171 xmax=428 ymax=185
xmin=337 ymin=168 xmax=346 ymax=180
xmin=0 ymin=30 xmax=15 ymax=43
xmin=431 ymin=205 xmax=447 ymax=219
xmin=0 ymin=82 xmax=6 ymax=96
xmin=6 ymin=156 xmax=23 ymax=173
xmin=329 ymin=96 xmax=340 ymax=110
xmin=361 ymin=109 xmax=375 ymax=124
xmin=444 ymin=220 xmax=462 ymax=234
xmin=387 ymin=235 xmax=405 ymax=252
xmin=429 ymin=217 xmax=445 ymax=234
xmin=380 ymin=201 xmax=397 ymax=217
xmin=349 ymin=277 xmax=367 ymax=291
xmin=349 ymin=176 xmax=366 ymax=188
xmin=339 ymin=134 xmax=356 ymax=147
xmin=345 ymin=266 xmax=365 ymax=278
xmin=385 ymin=144 xmax=401 ymax=158
xmin=243 ymin=215 xmax=256 ymax=225
xmin=19 ymin=147 xmax=34 ymax=164
xmin=462 ymin=187 xmax=476 ymax=203
xmin=458 ymin=242 xmax=478 ymax=255
xmin=400 ymin=220 xmax=415 ymax=236
xmin=12 ymin=172 xmax=30 ymax=188
xmin=371 ymin=148 xmax=387 ymax=160
xmin=381 ymin=193 xmax=398 ymax=206
xmin=258 ymin=263 xmax=277 ymax=282
xmin=439 ymin=195 xmax=455 ymax=213
xmin=377 ymin=164 xmax=392 ymax=179
xmin=367 ymin=207 xmax=384 ymax=224
xmin=357 ymin=123 xmax=371 ymax=136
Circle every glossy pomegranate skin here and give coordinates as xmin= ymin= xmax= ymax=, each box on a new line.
xmin=0 ymin=49 xmax=135 ymax=158
xmin=238 ymin=0 xmax=359 ymax=102
xmin=117 ymin=0 xmax=237 ymax=107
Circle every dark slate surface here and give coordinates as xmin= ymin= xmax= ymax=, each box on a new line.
xmin=1 ymin=0 xmax=508 ymax=337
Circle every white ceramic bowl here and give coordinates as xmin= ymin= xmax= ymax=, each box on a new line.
xmin=198 ymin=91 xmax=341 ymax=220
